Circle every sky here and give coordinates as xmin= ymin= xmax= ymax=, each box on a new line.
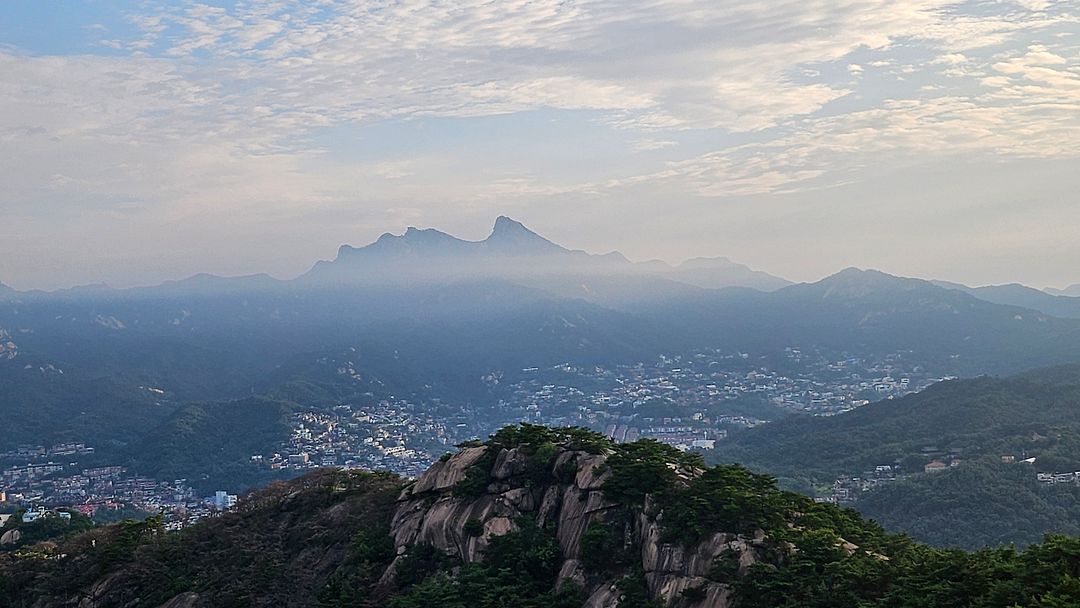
xmin=1 ymin=0 xmax=1079 ymax=291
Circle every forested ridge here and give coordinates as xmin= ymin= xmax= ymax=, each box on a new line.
xmin=711 ymin=365 xmax=1080 ymax=548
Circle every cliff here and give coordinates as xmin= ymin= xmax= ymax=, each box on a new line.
xmin=385 ymin=438 xmax=755 ymax=607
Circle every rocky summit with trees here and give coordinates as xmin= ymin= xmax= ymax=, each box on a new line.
xmin=3 ymin=424 xmax=1080 ymax=608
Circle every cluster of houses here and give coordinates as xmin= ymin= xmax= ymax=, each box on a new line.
xmin=0 ymin=327 xmax=17 ymax=360
xmin=1 ymin=443 xmax=95 ymax=461
xmin=0 ymin=508 xmax=76 ymax=548
xmin=1036 ymin=471 xmax=1080 ymax=484
xmin=603 ymin=424 xmax=725 ymax=450
xmin=0 ymin=447 xmax=243 ymax=533
xmin=495 ymin=348 xmax=938 ymax=449
xmin=258 ymin=403 xmax=469 ymax=479
xmin=821 ymin=465 xmax=904 ymax=504
xmin=822 ymin=451 xmax=1056 ymax=504
xmin=17 ymin=506 xmax=72 ymax=524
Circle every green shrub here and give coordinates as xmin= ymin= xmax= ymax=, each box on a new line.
xmin=580 ymin=521 xmax=632 ymax=573
xmin=708 ymin=548 xmax=741 ymax=581
xmin=614 ymin=569 xmax=663 ymax=608
xmin=602 ymin=440 xmax=701 ymax=506
xmin=555 ymin=458 xmax=579 ymax=482
xmin=453 ymin=448 xmax=495 ymax=498
xmin=395 ymin=543 xmax=458 ymax=587
xmin=463 ymin=518 xmax=483 ymax=538
xmin=681 ymin=584 xmax=708 ymax=601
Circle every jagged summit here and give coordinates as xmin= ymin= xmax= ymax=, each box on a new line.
xmin=349 ymin=217 xmax=563 ymax=255
xmin=484 ymin=216 xmax=565 ymax=255
xmin=491 ymin=215 xmax=529 ymax=234
xmin=367 ymin=226 xmax=462 ymax=246
xmin=308 ymin=216 xmax=611 ymax=284
xmin=298 ymin=216 xmax=791 ymax=291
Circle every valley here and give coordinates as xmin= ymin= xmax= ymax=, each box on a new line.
xmin=4 ymin=218 xmax=1080 ymax=574
xmin=7 ymin=1 xmax=1080 ymax=603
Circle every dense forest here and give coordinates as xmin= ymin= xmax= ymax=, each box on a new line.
xmin=855 ymin=460 xmax=1080 ymax=549
xmin=709 ymin=366 xmax=1080 ymax=547
xmin=712 ymin=365 xmax=1080 ymax=482
xmin=124 ymin=397 xmax=301 ymax=492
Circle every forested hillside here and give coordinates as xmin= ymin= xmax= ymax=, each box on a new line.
xmin=856 ymin=461 xmax=1080 ymax=548
xmin=712 ymin=365 xmax=1080 ymax=481
xmin=711 ymin=365 xmax=1080 ymax=548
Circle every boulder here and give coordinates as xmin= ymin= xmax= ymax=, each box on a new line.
xmin=410 ymin=446 xmax=488 ymax=495
xmin=0 ymin=529 xmax=21 ymax=546
xmin=491 ymin=448 xmax=531 ymax=479
xmin=575 ymin=454 xmax=610 ymax=490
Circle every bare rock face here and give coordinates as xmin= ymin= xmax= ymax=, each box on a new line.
xmin=645 ymin=574 xmax=732 ymax=608
xmin=386 ymin=444 xmax=750 ymax=608
xmin=491 ymin=447 xmax=532 ymax=479
xmin=70 ymin=573 xmax=122 ymax=608
xmin=584 ymin=582 xmax=622 ymax=608
xmin=635 ymin=507 xmax=757 ymax=607
xmin=156 ymin=592 xmax=201 ymax=608
xmin=408 ymin=446 xmax=488 ymax=495
xmin=0 ymin=529 xmax=22 ymax=546
xmin=574 ymin=453 xmax=610 ymax=490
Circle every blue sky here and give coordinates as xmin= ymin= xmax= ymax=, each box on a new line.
xmin=1 ymin=0 xmax=1079 ymax=289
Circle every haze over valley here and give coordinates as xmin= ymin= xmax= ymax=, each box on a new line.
xmin=4 ymin=217 xmax=1080 ymax=550
xmin=5 ymin=2 xmax=1080 ymax=606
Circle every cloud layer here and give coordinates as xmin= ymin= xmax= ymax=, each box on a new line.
xmin=1 ymin=0 xmax=1079 ymax=288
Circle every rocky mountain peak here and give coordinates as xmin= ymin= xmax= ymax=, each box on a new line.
xmin=491 ymin=215 xmax=530 ymax=235
xmin=383 ymin=427 xmax=770 ymax=607
xmin=484 ymin=216 xmax=565 ymax=255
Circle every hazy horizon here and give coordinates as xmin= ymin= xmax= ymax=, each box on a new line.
xmin=2 ymin=1 xmax=1079 ymax=291
xmin=1 ymin=213 xmax=1075 ymax=293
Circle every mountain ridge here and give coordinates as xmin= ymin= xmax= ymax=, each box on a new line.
xmin=1 ymin=217 xmax=790 ymax=296
xmin=932 ymin=279 xmax=1080 ymax=319
xmin=1046 ymin=283 xmax=1080 ymax=297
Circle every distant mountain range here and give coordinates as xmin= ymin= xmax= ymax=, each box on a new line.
xmin=932 ymin=279 xmax=1080 ymax=319
xmin=1 ymin=220 xmax=1079 ymax=393
xmin=3 ymin=217 xmax=1080 ymax=464
xmin=1046 ymin=283 xmax=1080 ymax=297
xmin=5 ymin=217 xmax=1078 ymax=308
xmin=632 ymin=267 xmax=1080 ymax=375
xmin=0 ymin=217 xmax=792 ymax=301
xmin=302 ymin=215 xmax=792 ymax=292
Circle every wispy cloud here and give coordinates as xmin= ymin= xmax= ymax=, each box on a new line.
xmin=1 ymin=0 xmax=1080 ymax=287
